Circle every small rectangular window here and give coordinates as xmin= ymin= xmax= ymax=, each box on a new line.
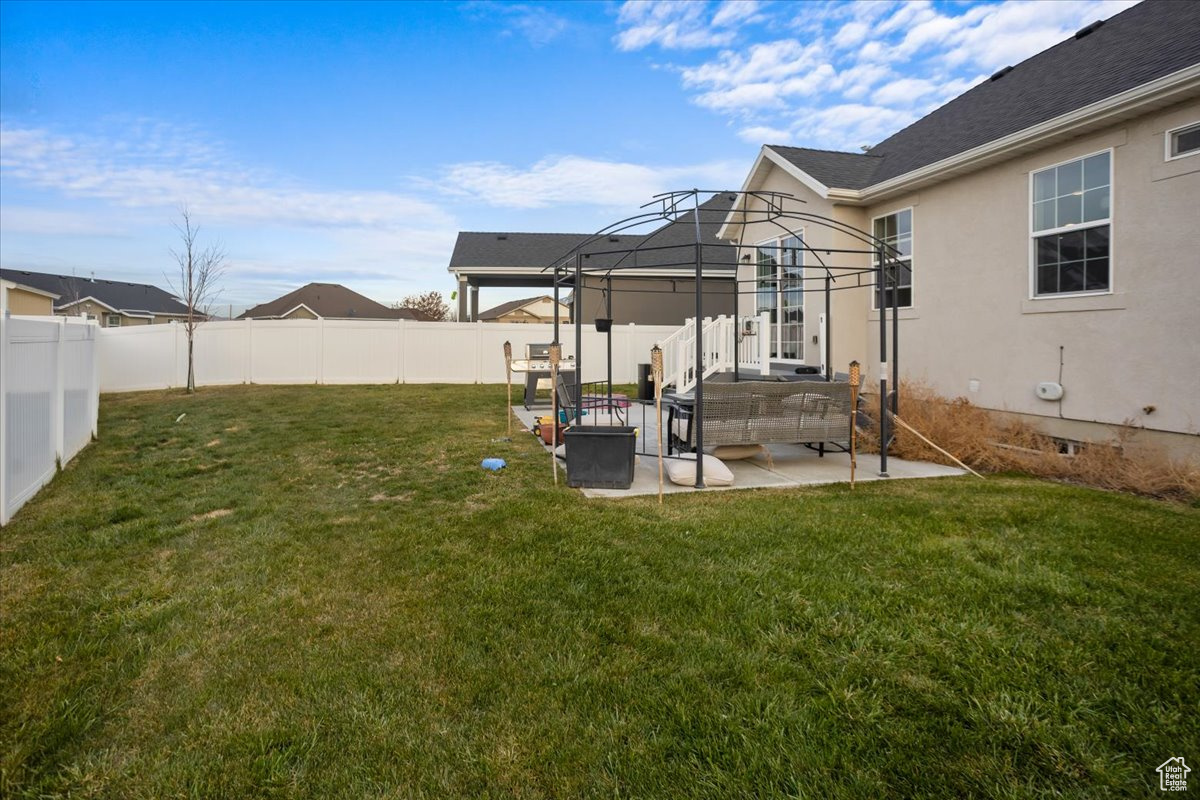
xmin=1167 ymin=122 xmax=1200 ymax=160
xmin=105 ymin=314 xmax=121 ymax=327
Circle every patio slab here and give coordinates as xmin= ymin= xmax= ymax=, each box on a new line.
xmin=511 ymin=402 xmax=966 ymax=498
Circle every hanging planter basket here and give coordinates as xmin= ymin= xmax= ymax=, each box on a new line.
xmin=594 ymin=317 xmax=613 ymax=333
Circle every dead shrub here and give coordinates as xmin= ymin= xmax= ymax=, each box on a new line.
xmin=856 ymin=380 xmax=1199 ymax=503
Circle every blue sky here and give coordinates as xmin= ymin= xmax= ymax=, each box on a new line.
xmin=1 ymin=0 xmax=1136 ymax=314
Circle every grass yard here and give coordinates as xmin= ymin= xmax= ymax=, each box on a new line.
xmin=2 ymin=384 xmax=1197 ymax=799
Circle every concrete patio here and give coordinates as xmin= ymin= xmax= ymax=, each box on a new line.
xmin=511 ymin=401 xmax=966 ymax=499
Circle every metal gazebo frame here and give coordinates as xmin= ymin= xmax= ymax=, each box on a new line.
xmin=544 ymin=189 xmax=906 ymax=489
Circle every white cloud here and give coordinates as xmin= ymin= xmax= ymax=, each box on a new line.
xmin=615 ymin=0 xmax=762 ymax=51
xmin=738 ymin=125 xmax=792 ymax=145
xmin=630 ymin=0 xmax=1142 ymax=150
xmin=0 ymin=124 xmax=453 ymax=231
xmin=465 ymin=2 xmax=570 ymax=46
xmin=437 ymin=155 xmax=746 ymax=209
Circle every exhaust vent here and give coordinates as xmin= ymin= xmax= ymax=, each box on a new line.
xmin=1074 ymin=20 xmax=1104 ymax=39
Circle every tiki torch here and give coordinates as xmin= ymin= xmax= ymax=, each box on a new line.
xmin=651 ymin=344 xmax=664 ymax=504
xmin=849 ymin=360 xmax=861 ymax=488
xmin=503 ymin=340 xmax=512 ymax=436
xmin=548 ymin=342 xmax=562 ymax=485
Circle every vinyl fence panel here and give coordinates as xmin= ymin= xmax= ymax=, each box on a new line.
xmin=1 ymin=315 xmax=99 ymax=526
xmin=95 ymin=319 xmax=683 ymax=392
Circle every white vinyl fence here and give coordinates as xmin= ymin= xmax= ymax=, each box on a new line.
xmin=1 ymin=315 xmax=99 ymax=525
xmin=97 ymin=319 xmax=681 ymax=392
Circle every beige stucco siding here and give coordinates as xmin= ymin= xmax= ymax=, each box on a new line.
xmin=731 ymin=161 xmax=871 ymax=371
xmin=5 ymin=286 xmax=54 ymax=315
xmin=862 ymin=99 xmax=1200 ymax=440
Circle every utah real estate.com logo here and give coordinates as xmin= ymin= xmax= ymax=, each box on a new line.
xmin=1158 ymin=757 xmax=1191 ymax=792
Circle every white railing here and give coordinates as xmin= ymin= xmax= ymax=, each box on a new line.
xmin=659 ymin=313 xmax=770 ymax=393
xmin=1 ymin=314 xmax=99 ymax=526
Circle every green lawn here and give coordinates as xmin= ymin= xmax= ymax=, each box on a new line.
xmin=2 ymin=384 xmax=1197 ymax=799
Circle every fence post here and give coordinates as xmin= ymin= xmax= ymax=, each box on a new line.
xmin=245 ymin=318 xmax=253 ymax=384
xmin=475 ymin=321 xmax=483 ymax=384
xmin=397 ymin=318 xmax=405 ymax=384
xmin=54 ymin=317 xmax=65 ymax=463
xmin=90 ymin=319 xmax=99 ymax=438
xmin=317 ymin=317 xmax=325 ymax=385
xmin=0 ymin=312 xmax=9 ymax=525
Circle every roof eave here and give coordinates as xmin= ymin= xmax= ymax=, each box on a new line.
xmin=857 ymin=62 xmax=1200 ymax=204
xmin=717 ymin=146 xmax=834 ymax=240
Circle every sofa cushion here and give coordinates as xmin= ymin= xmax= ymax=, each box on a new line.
xmin=665 ymin=453 xmax=734 ymax=486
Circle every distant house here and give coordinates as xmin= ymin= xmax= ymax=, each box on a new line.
xmin=447 ymin=193 xmax=738 ymax=326
xmin=238 ymin=282 xmax=430 ymax=321
xmin=0 ymin=268 xmax=190 ymax=326
xmin=0 ymin=275 xmax=59 ymax=316
xmin=478 ymin=295 xmax=571 ymax=324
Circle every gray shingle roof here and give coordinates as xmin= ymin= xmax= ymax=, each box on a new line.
xmin=238 ymin=282 xmax=429 ymax=320
xmin=449 ymin=193 xmax=738 ymax=273
xmin=761 ymin=147 xmax=883 ymax=191
xmin=769 ymin=1 xmax=1200 ymax=191
xmin=478 ymin=295 xmax=564 ymax=320
xmin=0 ymin=268 xmax=189 ymax=315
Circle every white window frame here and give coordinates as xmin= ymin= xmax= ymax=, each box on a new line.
xmin=1027 ymin=148 xmax=1114 ymax=300
xmin=753 ymin=232 xmax=806 ymax=363
xmin=870 ymin=206 xmax=914 ymax=310
xmin=105 ymin=313 xmax=121 ymax=327
xmin=1165 ymin=120 xmax=1200 ymax=161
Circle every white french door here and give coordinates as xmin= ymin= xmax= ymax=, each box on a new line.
xmin=755 ymin=234 xmax=804 ymax=362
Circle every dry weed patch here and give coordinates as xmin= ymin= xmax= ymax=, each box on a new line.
xmin=859 ymin=381 xmax=1199 ymax=502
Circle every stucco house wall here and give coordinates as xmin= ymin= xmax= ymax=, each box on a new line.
xmin=732 ymin=162 xmax=870 ymax=373
xmin=860 ymin=98 xmax=1200 ymax=451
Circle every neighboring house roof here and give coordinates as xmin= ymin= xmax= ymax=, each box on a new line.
xmin=449 ymin=193 xmax=738 ymax=278
xmin=0 ymin=268 xmax=189 ymax=315
xmin=238 ymin=282 xmax=430 ymax=320
xmin=477 ymin=295 xmax=567 ymax=320
xmin=0 ymin=277 xmax=60 ymax=300
xmin=765 ymin=1 xmax=1200 ymax=192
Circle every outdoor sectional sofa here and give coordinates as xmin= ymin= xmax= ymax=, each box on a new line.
xmin=669 ymin=380 xmax=854 ymax=456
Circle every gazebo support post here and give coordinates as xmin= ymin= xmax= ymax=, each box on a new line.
xmin=877 ymin=247 xmax=890 ymax=478
xmin=692 ymin=193 xmax=705 ymax=489
xmin=574 ymin=253 xmax=584 ymax=425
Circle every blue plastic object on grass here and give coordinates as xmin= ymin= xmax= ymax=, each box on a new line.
xmin=481 ymin=458 xmax=506 ymax=471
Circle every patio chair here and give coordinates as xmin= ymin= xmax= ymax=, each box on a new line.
xmin=555 ymin=373 xmax=629 ymax=426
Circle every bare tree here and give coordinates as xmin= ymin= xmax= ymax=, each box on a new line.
xmin=397 ymin=290 xmax=451 ymax=321
xmin=166 ymin=209 xmax=227 ymax=393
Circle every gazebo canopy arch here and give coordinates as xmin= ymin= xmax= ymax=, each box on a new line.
xmin=546 ymin=189 xmax=907 ymax=488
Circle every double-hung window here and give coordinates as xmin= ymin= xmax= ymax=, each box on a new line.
xmin=1031 ymin=150 xmax=1111 ymax=296
xmin=872 ymin=209 xmax=913 ymax=308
